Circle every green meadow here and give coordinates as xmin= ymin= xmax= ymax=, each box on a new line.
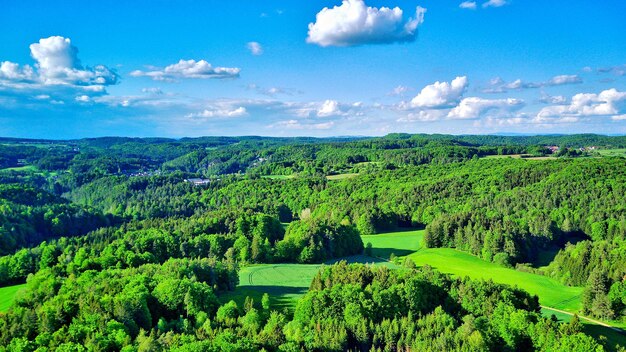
xmin=364 ymin=229 xmax=583 ymax=311
xmin=0 ymin=284 xmax=26 ymax=312
xmin=221 ymin=255 xmax=394 ymax=310
xmin=597 ymin=148 xmax=626 ymax=157
xmin=219 ymin=228 xmax=626 ymax=346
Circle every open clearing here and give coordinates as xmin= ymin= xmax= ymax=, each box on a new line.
xmin=261 ymin=174 xmax=295 ymax=180
xmin=483 ymin=154 xmax=557 ymax=161
xmin=0 ymin=165 xmax=38 ymax=172
xmin=365 ymin=230 xmax=583 ymax=311
xmin=0 ymin=284 xmax=26 ymax=312
xmin=366 ymin=230 xmax=625 ymax=346
xmin=221 ymin=255 xmax=394 ymax=310
xmin=326 ymin=173 xmax=359 ymax=180
xmin=597 ymin=149 xmax=626 ymax=157
xmin=224 ymin=229 xmax=624 ymax=346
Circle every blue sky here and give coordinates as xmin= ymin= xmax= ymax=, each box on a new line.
xmin=0 ymin=0 xmax=625 ymax=138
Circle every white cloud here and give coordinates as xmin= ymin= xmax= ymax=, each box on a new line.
xmin=389 ymin=85 xmax=411 ymax=96
xmin=612 ymin=114 xmax=626 ymax=121
xmin=271 ymin=119 xmax=335 ymax=130
xmin=142 ymin=87 xmax=163 ymax=95
xmin=0 ymin=61 xmax=35 ymax=81
xmin=185 ymin=106 xmax=248 ymax=119
xmin=483 ymin=74 xmax=582 ymax=93
xmin=398 ymin=110 xmax=447 ymax=122
xmin=307 ymin=0 xmax=426 ymax=47
xmin=410 ymin=76 xmax=468 ymax=108
xmin=28 ymin=36 xmax=117 ymax=86
xmin=290 ymin=99 xmax=361 ymax=118
xmin=247 ymin=42 xmax=263 ymax=55
xmin=537 ymin=88 xmax=626 ymax=120
xmin=482 ymin=0 xmax=508 ymax=8
xmin=448 ymin=97 xmax=524 ymax=119
xmin=539 ymin=93 xmax=567 ymax=105
xmin=75 ymin=95 xmax=90 ymax=102
xmin=459 ymin=1 xmax=477 ymax=9
xmin=317 ymin=99 xmax=342 ymax=117
xmin=548 ymin=74 xmax=582 ymax=85
xmin=0 ymin=36 xmax=117 ymax=90
xmin=130 ymin=59 xmax=240 ymax=81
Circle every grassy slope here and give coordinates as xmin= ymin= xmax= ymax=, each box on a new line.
xmin=597 ymin=149 xmax=626 ymax=157
xmin=366 ymin=230 xmax=625 ymax=348
xmin=221 ymin=255 xmax=394 ymax=310
xmin=364 ymin=230 xmax=582 ymax=311
xmin=0 ymin=284 xmax=26 ymax=312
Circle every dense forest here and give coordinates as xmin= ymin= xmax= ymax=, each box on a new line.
xmin=0 ymin=134 xmax=625 ymax=350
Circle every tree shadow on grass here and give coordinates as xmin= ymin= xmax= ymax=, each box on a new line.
xmin=371 ymin=248 xmax=416 ymax=259
xmin=219 ymin=285 xmax=309 ymax=311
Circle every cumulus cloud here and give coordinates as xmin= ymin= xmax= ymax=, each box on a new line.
xmin=483 ymin=74 xmax=582 ymax=93
xmin=142 ymin=87 xmax=163 ymax=95
xmin=247 ymin=42 xmax=263 ymax=55
xmin=539 ymin=93 xmax=568 ymax=105
xmin=459 ymin=1 xmax=477 ymax=9
xmin=410 ymin=76 xmax=468 ymax=108
xmin=0 ymin=61 xmax=35 ymax=81
xmin=130 ymin=59 xmax=240 ymax=81
xmin=271 ymin=119 xmax=335 ymax=130
xmin=537 ymin=88 xmax=626 ymax=120
xmin=482 ymin=0 xmax=508 ymax=8
xmin=317 ymin=99 xmax=342 ymax=117
xmin=307 ymin=0 xmax=426 ymax=47
xmin=448 ymin=97 xmax=524 ymax=119
xmin=0 ymin=36 xmax=117 ymax=92
xmin=74 ymin=95 xmax=91 ymax=103
xmin=185 ymin=106 xmax=248 ymax=119
xmin=289 ymin=99 xmax=361 ymax=118
xmin=389 ymin=85 xmax=411 ymax=96
xmin=548 ymin=75 xmax=582 ymax=85
xmin=247 ymin=84 xmax=299 ymax=97
xmin=398 ymin=110 xmax=447 ymax=122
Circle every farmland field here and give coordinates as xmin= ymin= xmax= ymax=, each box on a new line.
xmin=0 ymin=284 xmax=26 ymax=312
xmin=597 ymin=148 xmax=626 ymax=157
xmin=326 ymin=173 xmax=359 ymax=180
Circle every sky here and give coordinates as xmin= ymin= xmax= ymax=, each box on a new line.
xmin=0 ymin=0 xmax=625 ymax=139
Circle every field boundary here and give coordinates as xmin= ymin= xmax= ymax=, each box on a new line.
xmin=541 ymin=306 xmax=626 ymax=336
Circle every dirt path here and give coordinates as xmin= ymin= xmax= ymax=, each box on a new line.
xmin=541 ymin=305 xmax=626 ymax=335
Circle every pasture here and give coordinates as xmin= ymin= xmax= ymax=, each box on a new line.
xmin=221 ymin=255 xmax=393 ymax=310
xmin=597 ymin=148 xmax=626 ymax=157
xmin=0 ymin=284 xmax=26 ymax=312
xmin=326 ymin=173 xmax=359 ymax=180
xmin=364 ymin=229 xmax=583 ymax=311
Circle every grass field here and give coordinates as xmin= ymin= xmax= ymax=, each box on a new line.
xmin=365 ymin=230 xmax=625 ymax=347
xmin=483 ymin=154 xmax=557 ymax=161
xmin=0 ymin=284 xmax=26 ymax=312
xmin=484 ymin=154 xmax=526 ymax=159
xmin=326 ymin=173 xmax=359 ymax=180
xmin=221 ymin=255 xmax=394 ymax=310
xmin=261 ymin=174 xmax=295 ymax=180
xmin=0 ymin=165 xmax=38 ymax=172
xmin=597 ymin=149 xmax=626 ymax=157
xmin=364 ymin=230 xmax=583 ymax=311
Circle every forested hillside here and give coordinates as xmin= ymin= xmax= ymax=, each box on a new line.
xmin=0 ymin=134 xmax=625 ymax=350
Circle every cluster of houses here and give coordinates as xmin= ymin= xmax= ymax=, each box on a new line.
xmin=184 ymin=178 xmax=212 ymax=186
xmin=546 ymin=145 xmax=598 ymax=154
